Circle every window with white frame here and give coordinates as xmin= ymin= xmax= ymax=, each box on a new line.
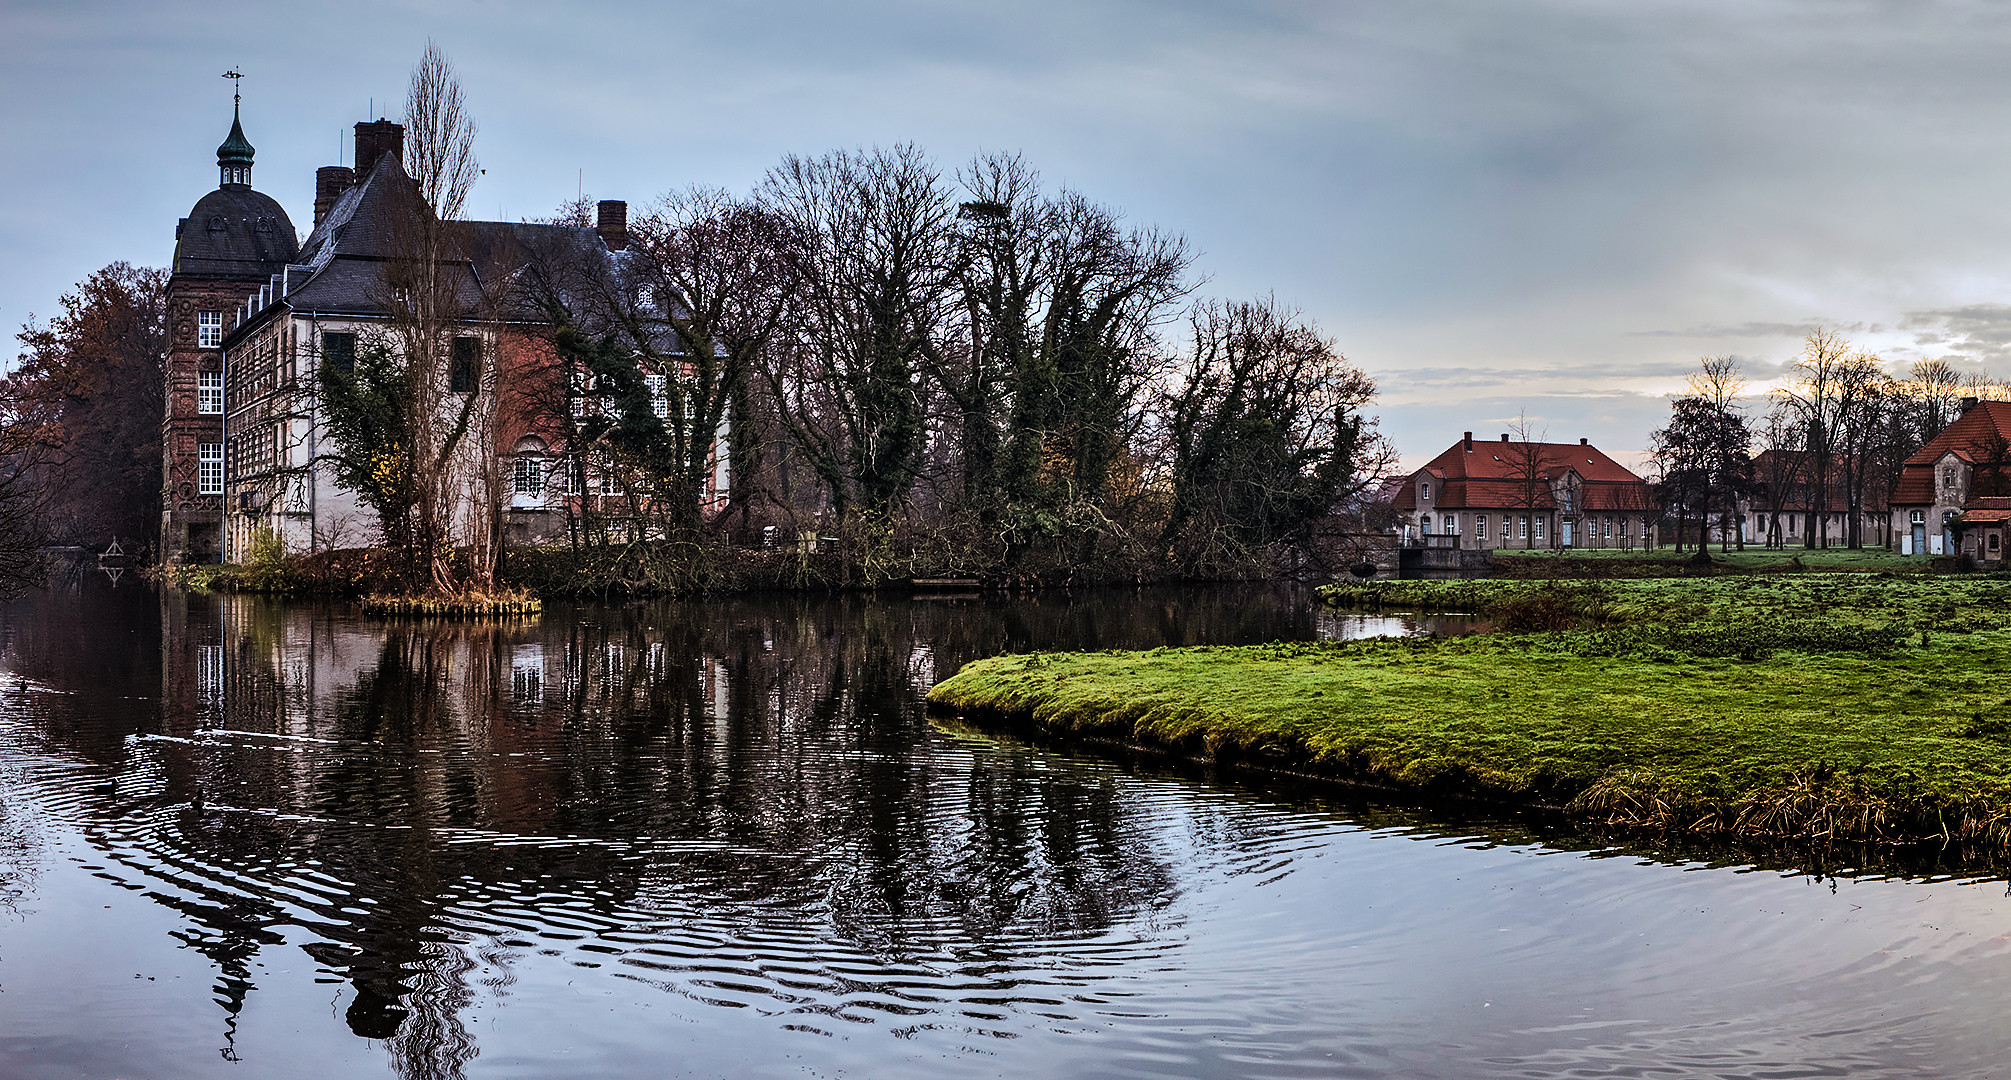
xmin=1420 ymin=481 xmax=1430 ymax=501
xmin=1476 ymin=515 xmax=1487 ymax=540
xmin=646 ymin=374 xmax=668 ymax=419
xmin=197 ymin=371 xmax=223 ymax=414
xmin=199 ymin=443 xmax=223 ymax=495
xmin=1534 ymin=518 xmax=1545 ymax=540
xmin=513 ymin=456 xmax=545 ymax=497
xmin=1519 ymin=516 xmax=1529 ymax=539
xmin=199 ymin=310 xmax=222 ymax=348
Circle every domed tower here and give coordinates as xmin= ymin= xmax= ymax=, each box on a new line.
xmin=161 ymin=96 xmax=299 ymax=563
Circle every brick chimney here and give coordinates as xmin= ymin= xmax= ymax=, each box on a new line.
xmin=1500 ymin=433 xmax=1509 ymax=442
xmin=597 ymin=200 xmax=628 ymax=251
xmin=1463 ymin=431 xmax=1473 ymax=451
xmin=314 ymin=166 xmax=356 ymax=226
xmin=1580 ymin=437 xmax=1589 ymax=445
xmin=1961 ymin=396 xmax=1980 ymax=412
xmin=353 ymin=119 xmax=405 ymax=177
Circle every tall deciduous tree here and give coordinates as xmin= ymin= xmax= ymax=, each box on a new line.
xmin=1651 ymin=392 xmax=1750 ymax=553
xmin=627 ymin=189 xmax=801 ymax=533
xmin=1774 ymin=329 xmax=1882 ymax=548
xmin=1159 ymin=298 xmax=1392 ymax=569
xmin=944 ymin=153 xmax=1190 ymax=553
xmin=319 ymin=44 xmax=494 ymax=591
xmin=759 ymin=145 xmax=957 ymax=517
xmin=9 ymin=262 xmax=168 ymax=553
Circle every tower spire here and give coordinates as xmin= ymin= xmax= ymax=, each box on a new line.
xmin=216 ymin=70 xmax=254 ymax=188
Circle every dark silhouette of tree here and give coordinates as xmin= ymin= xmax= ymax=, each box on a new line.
xmin=1160 ymin=298 xmax=1392 ymax=570
xmin=759 ymin=146 xmax=957 ymax=517
xmin=9 ymin=261 xmax=168 ymax=556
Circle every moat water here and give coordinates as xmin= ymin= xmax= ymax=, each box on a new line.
xmin=0 ymin=578 xmax=2006 ymax=1079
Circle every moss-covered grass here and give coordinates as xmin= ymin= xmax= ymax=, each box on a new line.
xmin=1318 ymin=573 xmax=2011 ymax=632
xmin=929 ymin=576 xmax=2011 ymax=851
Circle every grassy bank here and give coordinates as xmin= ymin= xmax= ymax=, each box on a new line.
xmin=930 ymin=575 xmax=2011 ymax=851
xmin=1318 ymin=573 xmax=2011 ymax=632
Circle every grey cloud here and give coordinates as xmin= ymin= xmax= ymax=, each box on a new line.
xmin=1898 ymin=305 xmax=2011 ymax=368
xmin=1626 ymin=321 xmax=1862 ymax=339
xmin=1374 ymin=358 xmax=1704 ymax=391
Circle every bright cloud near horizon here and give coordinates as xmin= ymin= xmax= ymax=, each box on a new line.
xmin=8 ymin=0 xmax=2011 ymax=472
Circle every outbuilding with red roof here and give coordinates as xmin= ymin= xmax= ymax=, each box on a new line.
xmin=1888 ymin=398 xmax=2011 ymax=559
xmin=1386 ymin=431 xmax=1657 ymax=551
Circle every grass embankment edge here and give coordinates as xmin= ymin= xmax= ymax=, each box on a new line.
xmin=925 ymin=632 xmax=2011 ymax=851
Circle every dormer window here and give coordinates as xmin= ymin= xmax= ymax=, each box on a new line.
xmin=1420 ymin=481 xmax=1430 ymax=501
xmin=1944 ymin=467 xmax=1958 ymax=489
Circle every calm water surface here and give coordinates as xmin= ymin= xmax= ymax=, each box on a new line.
xmin=0 ymin=580 xmax=2006 ymax=1079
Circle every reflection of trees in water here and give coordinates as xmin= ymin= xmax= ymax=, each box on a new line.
xmin=3 ymin=586 xmax=1318 ymax=1071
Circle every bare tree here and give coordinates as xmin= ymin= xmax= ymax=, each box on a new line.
xmin=403 ymin=40 xmax=480 ymax=222
xmin=1774 ymin=328 xmax=1880 ymax=548
xmin=1906 ymin=357 xmax=1965 ymax=441
xmin=625 ymin=188 xmax=801 ymax=534
xmin=319 ymin=43 xmax=495 ymax=592
xmin=1502 ymin=413 xmax=1549 ymax=549
xmin=1159 ymin=298 xmax=1392 ymax=570
xmin=759 ymin=145 xmax=958 ymax=518
xmin=943 ymin=152 xmax=1191 ymax=554
xmin=1687 ymin=355 xmax=1752 ymax=550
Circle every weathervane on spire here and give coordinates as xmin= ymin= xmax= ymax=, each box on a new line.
xmin=216 ymin=70 xmax=256 ymax=187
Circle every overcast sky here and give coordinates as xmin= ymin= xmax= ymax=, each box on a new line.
xmin=8 ymin=0 xmax=2011 ymax=469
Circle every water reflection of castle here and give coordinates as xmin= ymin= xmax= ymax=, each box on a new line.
xmin=139 ymin=587 xmax=1203 ymax=1077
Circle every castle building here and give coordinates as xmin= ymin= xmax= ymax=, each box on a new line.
xmin=165 ymin=103 xmax=695 ymax=563
xmin=163 ymin=103 xmax=299 ymax=561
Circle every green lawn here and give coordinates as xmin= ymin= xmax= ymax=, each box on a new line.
xmin=928 ymin=574 xmax=2011 ymax=850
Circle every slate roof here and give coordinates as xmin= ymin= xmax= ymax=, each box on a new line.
xmin=1389 ymin=437 xmax=1653 ymax=513
xmin=1890 ymin=400 xmax=2011 ymax=505
xmin=264 ymin=152 xmax=625 ymax=323
xmin=172 ymin=185 xmax=299 ymax=281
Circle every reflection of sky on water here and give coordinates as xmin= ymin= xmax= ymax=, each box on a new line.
xmin=1315 ymin=610 xmax=1486 ymax=640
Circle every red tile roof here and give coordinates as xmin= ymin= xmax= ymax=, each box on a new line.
xmin=1395 ymin=436 xmax=1654 ymax=513
xmin=1891 ymin=401 xmax=2011 ymax=505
